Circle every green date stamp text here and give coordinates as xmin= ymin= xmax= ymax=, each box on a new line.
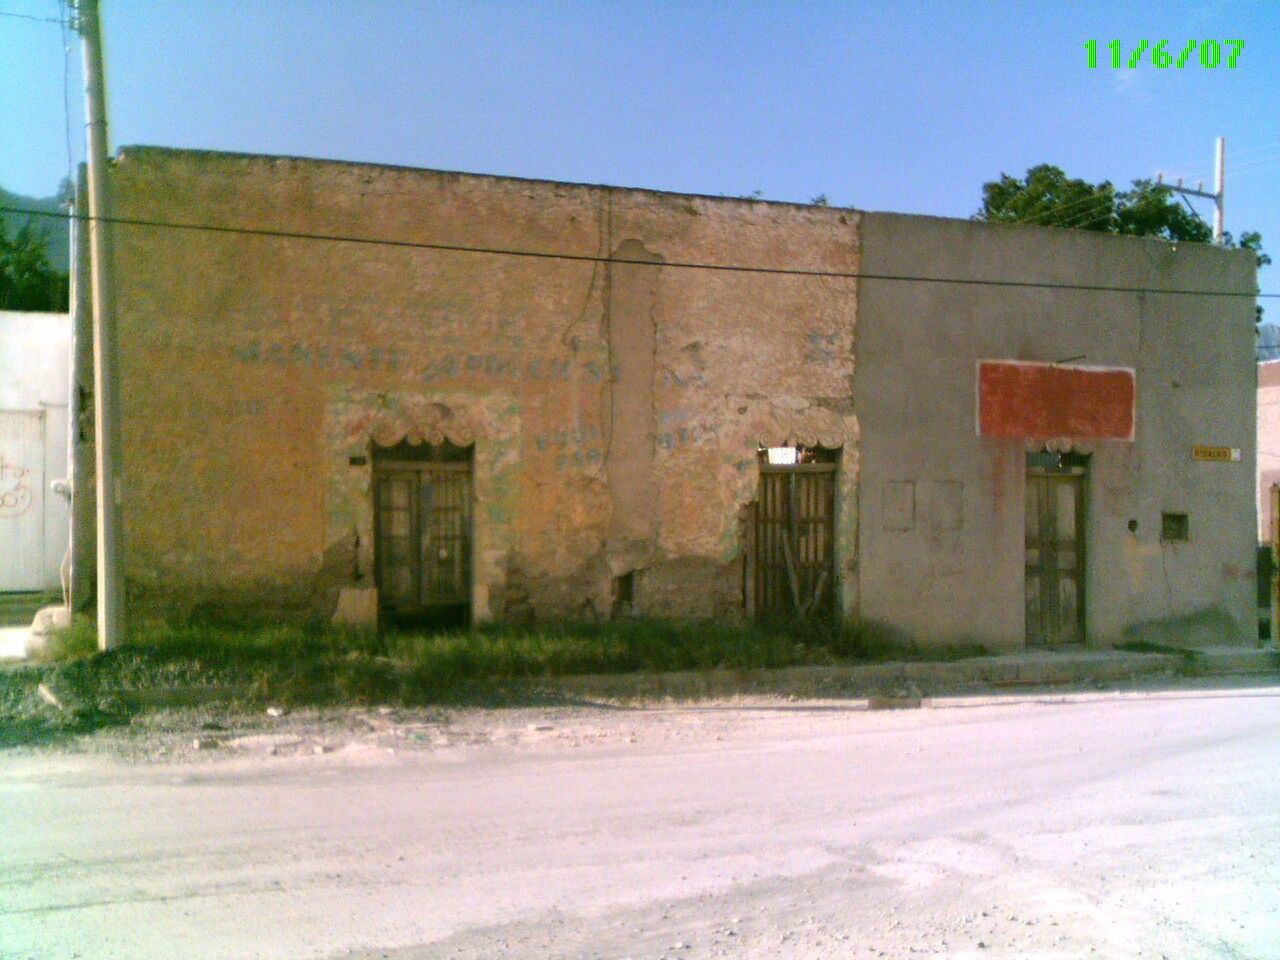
xmin=1086 ymin=39 xmax=1244 ymax=69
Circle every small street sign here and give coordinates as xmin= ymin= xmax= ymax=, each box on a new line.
xmin=1192 ymin=446 xmax=1241 ymax=462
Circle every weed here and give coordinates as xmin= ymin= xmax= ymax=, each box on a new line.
xmin=0 ymin=615 xmax=993 ymax=743
xmin=30 ymin=615 xmax=98 ymax=662
xmin=1114 ymin=639 xmax=1204 ymax=662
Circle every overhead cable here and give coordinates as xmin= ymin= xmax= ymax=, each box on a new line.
xmin=2 ymin=204 xmax=1270 ymax=299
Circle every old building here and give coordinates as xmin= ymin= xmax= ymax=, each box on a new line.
xmin=80 ymin=146 xmax=1259 ymax=647
xmin=857 ymin=215 xmax=1256 ymax=647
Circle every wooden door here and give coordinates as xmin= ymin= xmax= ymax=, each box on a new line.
xmin=375 ymin=462 xmax=472 ymax=617
xmin=1025 ymin=464 xmax=1086 ymax=645
xmin=0 ymin=411 xmax=45 ymax=591
xmin=752 ymin=464 xmax=837 ymax=619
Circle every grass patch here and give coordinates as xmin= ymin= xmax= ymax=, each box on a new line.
xmin=0 ymin=616 xmax=991 ymax=746
xmin=1114 ymin=639 xmax=1206 ymax=678
xmin=0 ymin=590 xmax=60 ymax=628
xmin=30 ymin=615 xmax=99 ymax=662
xmin=1114 ymin=639 xmax=1204 ymax=662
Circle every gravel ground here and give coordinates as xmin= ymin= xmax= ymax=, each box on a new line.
xmin=2 ymin=682 xmax=1279 ymax=960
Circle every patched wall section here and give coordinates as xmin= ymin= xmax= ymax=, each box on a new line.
xmin=108 ymin=148 xmax=860 ymax=623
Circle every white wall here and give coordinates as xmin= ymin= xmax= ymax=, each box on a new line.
xmin=0 ymin=311 xmax=71 ymax=592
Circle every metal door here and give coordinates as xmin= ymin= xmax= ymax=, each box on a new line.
xmin=752 ymin=463 xmax=837 ymax=619
xmin=0 ymin=411 xmax=45 ymax=591
xmin=1025 ymin=462 xmax=1086 ymax=645
xmin=375 ymin=462 xmax=472 ymax=616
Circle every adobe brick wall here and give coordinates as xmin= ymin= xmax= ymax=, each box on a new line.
xmin=106 ymin=148 xmax=861 ymax=623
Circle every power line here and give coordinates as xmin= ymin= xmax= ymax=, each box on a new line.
xmin=1018 ymin=176 xmax=1209 ymax=232
xmin=0 ymin=8 xmax=64 ymax=23
xmin=3 ymin=203 xmax=1271 ymax=299
xmin=1038 ymin=205 xmax=1110 ymax=231
xmin=1010 ymin=191 xmax=1113 ymax=228
xmin=1045 ymin=201 xmax=1116 ymax=231
xmin=57 ymin=0 xmax=75 ymax=186
xmin=1002 ymin=192 xmax=1099 ymax=228
xmin=1229 ymin=139 xmax=1280 ymax=161
xmin=1234 ymin=166 xmax=1278 ymax=183
xmin=1231 ymin=153 xmax=1280 ymax=175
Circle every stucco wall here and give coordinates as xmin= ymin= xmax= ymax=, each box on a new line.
xmin=106 ymin=148 xmax=860 ymax=623
xmin=0 ymin=311 xmax=70 ymax=592
xmin=855 ymin=214 xmax=1257 ymax=648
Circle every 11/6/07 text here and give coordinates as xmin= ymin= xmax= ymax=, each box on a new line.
xmin=1086 ymin=39 xmax=1244 ymax=69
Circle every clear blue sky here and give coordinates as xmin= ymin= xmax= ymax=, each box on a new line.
xmin=2 ymin=0 xmax=1276 ymax=288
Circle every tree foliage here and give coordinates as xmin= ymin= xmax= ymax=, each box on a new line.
xmin=0 ymin=218 xmax=69 ymax=312
xmin=978 ymin=164 xmax=1268 ymax=319
xmin=976 ymin=164 xmax=1266 ymax=266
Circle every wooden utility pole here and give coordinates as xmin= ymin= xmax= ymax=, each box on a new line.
xmin=75 ymin=0 xmax=125 ymax=650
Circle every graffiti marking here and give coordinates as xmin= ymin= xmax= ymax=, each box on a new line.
xmin=0 ymin=459 xmax=34 ymax=518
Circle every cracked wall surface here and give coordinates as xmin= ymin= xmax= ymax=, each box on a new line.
xmin=107 ymin=147 xmax=861 ymax=624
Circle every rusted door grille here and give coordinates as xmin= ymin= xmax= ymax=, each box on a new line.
xmin=374 ymin=461 xmax=472 ymax=615
xmin=752 ymin=463 xmax=837 ymax=619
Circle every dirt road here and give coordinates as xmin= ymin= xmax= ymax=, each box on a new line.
xmin=2 ymin=688 xmax=1278 ymax=959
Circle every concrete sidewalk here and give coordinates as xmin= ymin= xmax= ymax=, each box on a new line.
xmin=547 ymin=644 xmax=1280 ymax=701
xmin=0 ymin=625 xmax=29 ymax=661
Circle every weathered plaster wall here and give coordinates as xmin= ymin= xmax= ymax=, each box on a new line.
xmin=107 ymin=148 xmax=860 ymax=623
xmin=856 ymin=213 xmax=1258 ymax=648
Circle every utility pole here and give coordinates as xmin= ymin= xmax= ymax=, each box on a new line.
xmin=1213 ymin=135 xmax=1225 ymax=244
xmin=75 ymin=0 xmax=125 ymax=651
xmin=68 ymin=165 xmax=97 ymax=615
xmin=1157 ymin=137 xmax=1226 ymax=243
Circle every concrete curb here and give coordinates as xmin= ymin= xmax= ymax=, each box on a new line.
xmin=540 ymin=646 xmax=1280 ymax=702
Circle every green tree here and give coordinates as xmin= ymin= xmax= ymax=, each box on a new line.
xmin=977 ymin=164 xmax=1268 ymax=317
xmin=979 ymin=165 xmax=1120 ymax=234
xmin=0 ymin=218 xmax=69 ymax=312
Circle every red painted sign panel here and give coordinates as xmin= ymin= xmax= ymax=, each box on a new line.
xmin=977 ymin=361 xmax=1135 ymax=441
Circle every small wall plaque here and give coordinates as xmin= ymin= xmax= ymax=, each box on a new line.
xmin=1192 ymin=446 xmax=1240 ymax=462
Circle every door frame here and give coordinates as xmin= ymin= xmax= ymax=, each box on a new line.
xmin=1024 ymin=451 xmax=1089 ymax=646
xmin=371 ymin=450 xmax=474 ymax=626
xmin=749 ymin=452 xmax=839 ymax=622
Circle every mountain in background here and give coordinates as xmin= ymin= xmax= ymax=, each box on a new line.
xmin=1 ymin=182 xmax=71 ymax=272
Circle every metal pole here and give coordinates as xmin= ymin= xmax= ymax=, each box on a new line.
xmin=1213 ymin=136 xmax=1225 ymax=244
xmin=76 ymin=0 xmax=125 ymax=650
